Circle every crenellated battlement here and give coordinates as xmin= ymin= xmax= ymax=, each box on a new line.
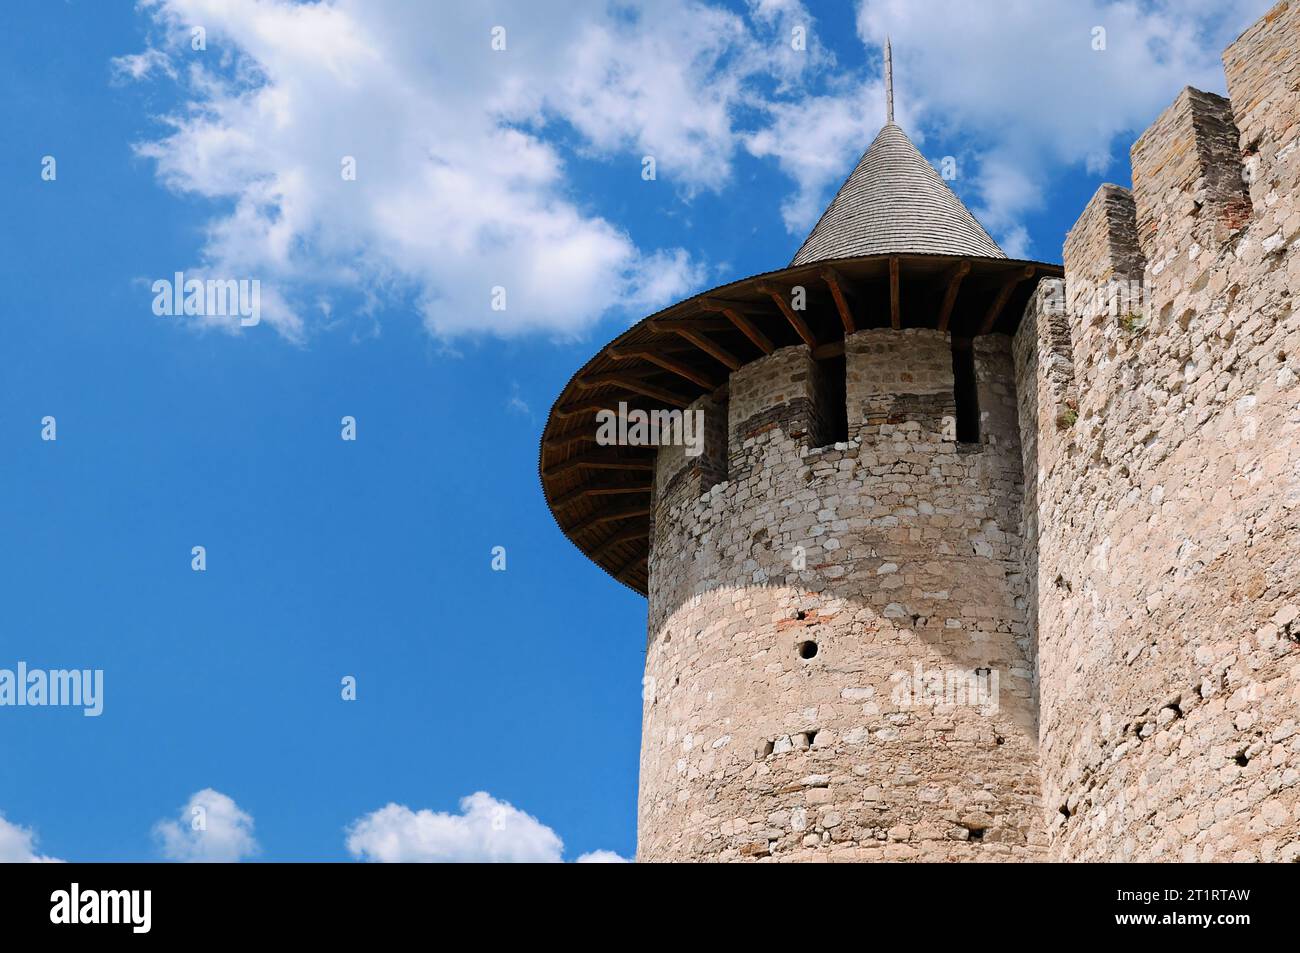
xmin=1023 ymin=0 xmax=1300 ymax=862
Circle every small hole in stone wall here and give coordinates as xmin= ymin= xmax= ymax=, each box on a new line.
xmin=995 ymin=735 xmax=1005 ymax=746
xmin=967 ymin=827 xmax=985 ymax=842
xmin=806 ymin=729 xmax=820 ymax=747
xmin=1235 ymin=750 xmax=1250 ymax=767
xmin=798 ymin=640 xmax=818 ymax=659
xmin=795 ymin=609 xmax=807 ymax=621
xmin=1059 ymin=805 xmax=1071 ymax=820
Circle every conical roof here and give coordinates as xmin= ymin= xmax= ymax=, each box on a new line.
xmin=790 ymin=122 xmax=1005 ymax=266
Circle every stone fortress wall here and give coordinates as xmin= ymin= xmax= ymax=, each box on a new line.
xmin=1018 ymin=1 xmax=1300 ymax=861
xmin=637 ymin=0 xmax=1300 ymax=861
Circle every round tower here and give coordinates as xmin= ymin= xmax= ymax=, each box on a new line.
xmin=540 ymin=53 xmax=1061 ymax=860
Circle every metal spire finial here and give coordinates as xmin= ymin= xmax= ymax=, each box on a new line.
xmin=884 ymin=37 xmax=894 ymax=124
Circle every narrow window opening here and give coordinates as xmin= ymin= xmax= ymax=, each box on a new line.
xmin=700 ymin=395 xmax=729 ymax=491
xmin=951 ymin=341 xmax=980 ymax=444
xmin=814 ymin=353 xmax=848 ymax=446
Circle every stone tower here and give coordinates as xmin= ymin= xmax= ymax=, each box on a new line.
xmin=540 ymin=5 xmax=1300 ymax=862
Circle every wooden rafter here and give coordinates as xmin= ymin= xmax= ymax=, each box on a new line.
xmin=554 ymin=400 xmax=621 ymax=421
xmin=650 ymin=316 xmax=734 ymax=332
xmin=606 ymin=346 xmax=719 ymax=390
xmin=546 ymin=451 xmax=654 ymax=478
xmin=650 ymin=323 xmax=743 ymax=374
xmin=574 ymin=372 xmax=691 ymax=408
xmin=611 ymin=549 xmax=647 ymax=583
xmin=568 ymin=503 xmax=653 ymax=537
xmin=820 ymin=267 xmax=857 ymax=333
xmin=543 ymin=430 xmax=599 ymax=451
xmin=936 ymin=259 xmax=971 ymax=334
xmin=889 ymin=256 xmax=901 ymax=329
xmin=757 ymin=282 xmax=817 ymax=348
xmin=550 ymin=481 xmax=651 ymax=510
xmin=978 ymin=265 xmax=1036 ymax=335
xmin=591 ymin=523 xmax=649 ymax=560
xmin=669 ymin=327 xmax=741 ymax=371
xmin=699 ymin=297 xmax=774 ymax=355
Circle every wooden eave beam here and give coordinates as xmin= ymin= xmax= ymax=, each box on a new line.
xmin=568 ymin=504 xmax=653 ymax=537
xmin=978 ymin=265 xmax=1036 ymax=336
xmin=756 ymin=282 xmax=817 ymax=348
xmin=546 ymin=452 xmax=654 ymax=478
xmin=812 ymin=340 xmax=845 ymax=361
xmin=574 ymin=373 xmax=692 ymax=408
xmin=821 ymin=267 xmax=856 ymax=333
xmin=650 ymin=323 xmax=743 ymax=374
xmin=590 ymin=524 xmax=649 ymax=560
xmin=607 ymin=346 xmax=719 ymax=390
xmin=936 ymin=259 xmax=971 ymax=334
xmin=699 ymin=297 xmax=774 ymax=355
xmin=551 ymin=482 xmax=651 ymax=510
xmin=649 ymin=316 xmax=734 ymax=333
xmin=611 ymin=549 xmax=648 ymax=583
xmin=543 ymin=430 xmax=599 ymax=450
xmin=554 ymin=400 xmax=621 ymax=421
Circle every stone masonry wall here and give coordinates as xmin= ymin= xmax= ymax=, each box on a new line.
xmin=640 ymin=335 xmax=1044 ymax=862
xmin=1018 ymin=1 xmax=1300 ymax=862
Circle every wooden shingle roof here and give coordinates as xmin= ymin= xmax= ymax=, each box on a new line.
xmin=791 ymin=123 xmax=1005 ymax=266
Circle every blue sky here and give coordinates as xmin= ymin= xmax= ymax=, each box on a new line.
xmin=0 ymin=0 xmax=1270 ymax=861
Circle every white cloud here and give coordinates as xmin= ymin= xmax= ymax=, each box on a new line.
xmin=575 ymin=849 xmax=630 ymax=863
xmin=506 ymin=381 xmax=532 ymax=418
xmin=345 ymin=791 xmax=627 ymax=863
xmin=0 ymin=813 xmax=62 ymax=863
xmin=116 ymin=0 xmax=837 ymax=340
xmin=154 ymin=788 xmax=259 ymax=863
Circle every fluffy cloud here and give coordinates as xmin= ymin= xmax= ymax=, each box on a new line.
xmin=574 ymin=849 xmax=629 ymax=863
xmin=345 ymin=791 xmax=627 ymax=863
xmin=115 ymin=0 xmax=830 ymax=340
xmin=0 ymin=813 xmax=62 ymax=863
xmin=154 ymin=788 xmax=259 ymax=862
